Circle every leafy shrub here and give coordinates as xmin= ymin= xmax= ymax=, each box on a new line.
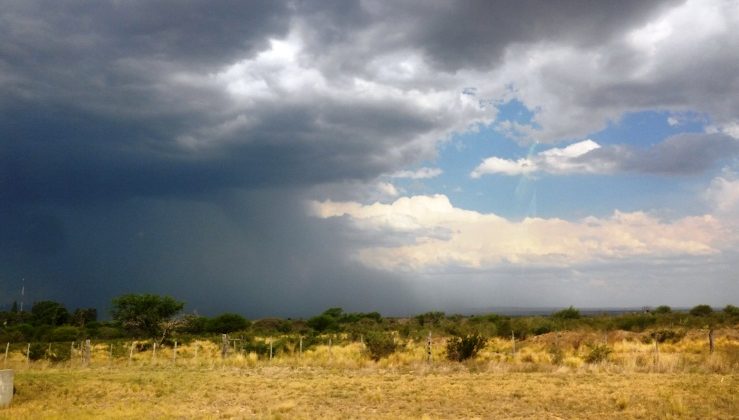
xmin=723 ymin=304 xmax=739 ymax=316
xmin=552 ymin=306 xmax=581 ymax=320
xmin=363 ymin=331 xmax=397 ymax=361
xmin=654 ymin=305 xmax=672 ymax=314
xmin=207 ymin=313 xmax=250 ymax=333
xmin=47 ymin=343 xmax=72 ymax=362
xmin=648 ymin=329 xmax=684 ymax=343
xmin=414 ymin=311 xmax=445 ymax=327
xmin=584 ymin=344 xmax=612 ymax=363
xmin=446 ymin=334 xmax=487 ymax=362
xmin=47 ymin=325 xmax=81 ymax=342
xmin=548 ymin=345 xmax=564 ymax=365
xmin=28 ymin=342 xmax=47 ymax=361
xmin=615 ymin=314 xmax=656 ymax=332
xmin=689 ymin=304 xmax=713 ymax=317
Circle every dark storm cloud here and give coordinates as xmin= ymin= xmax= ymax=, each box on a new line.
xmin=1 ymin=0 xmax=736 ymax=315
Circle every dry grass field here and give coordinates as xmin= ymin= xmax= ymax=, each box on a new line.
xmin=3 ymin=366 xmax=737 ymax=419
xmin=2 ymin=329 xmax=737 ymax=419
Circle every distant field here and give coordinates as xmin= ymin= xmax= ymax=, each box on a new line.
xmin=3 ymin=366 xmax=737 ymax=419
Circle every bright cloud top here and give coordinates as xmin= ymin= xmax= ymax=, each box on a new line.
xmin=471 ymin=140 xmax=603 ymax=177
xmin=310 ymin=195 xmax=721 ymax=271
xmin=472 ymin=134 xmax=739 ymax=177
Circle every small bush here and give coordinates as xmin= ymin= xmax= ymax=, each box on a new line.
xmin=547 ymin=345 xmax=564 ymax=365
xmin=689 ymin=304 xmax=713 ymax=317
xmin=584 ymin=344 xmax=612 ymax=363
xmin=446 ymin=334 xmax=487 ymax=362
xmin=654 ymin=305 xmax=672 ymax=314
xmin=46 ymin=325 xmax=81 ymax=342
xmin=552 ymin=306 xmax=581 ymax=320
xmin=724 ymin=304 xmax=739 ymax=316
xmin=615 ymin=314 xmax=656 ymax=332
xmin=648 ymin=329 xmax=684 ymax=343
xmin=28 ymin=342 xmax=47 ymax=361
xmin=363 ymin=331 xmax=397 ymax=361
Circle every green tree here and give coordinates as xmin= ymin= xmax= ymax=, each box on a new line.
xmin=31 ymin=300 xmax=70 ymax=326
xmin=723 ymin=304 xmax=739 ymax=316
xmin=110 ymin=294 xmax=184 ymax=343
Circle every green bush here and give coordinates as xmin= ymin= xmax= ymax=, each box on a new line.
xmin=723 ymin=304 xmax=739 ymax=316
xmin=584 ymin=344 xmax=612 ymax=363
xmin=654 ymin=305 xmax=672 ymax=314
xmin=648 ymin=329 xmax=684 ymax=343
xmin=446 ymin=334 xmax=487 ymax=362
xmin=47 ymin=325 xmax=81 ymax=342
xmin=689 ymin=304 xmax=713 ymax=317
xmin=552 ymin=306 xmax=581 ymax=320
xmin=363 ymin=331 xmax=398 ymax=361
xmin=615 ymin=314 xmax=656 ymax=332
xmin=28 ymin=342 xmax=47 ymax=361
xmin=207 ymin=313 xmax=250 ymax=333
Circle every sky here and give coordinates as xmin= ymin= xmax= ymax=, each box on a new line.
xmin=1 ymin=0 xmax=738 ymax=318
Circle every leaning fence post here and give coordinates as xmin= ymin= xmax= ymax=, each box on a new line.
xmin=173 ymin=341 xmax=178 ymax=364
xmin=70 ymin=342 xmax=75 ymax=368
xmin=4 ymin=342 xmax=9 ymax=368
xmin=299 ymin=336 xmax=303 ymax=357
xmin=26 ymin=343 xmax=30 ymax=366
xmin=128 ymin=342 xmax=134 ymax=365
xmin=152 ymin=342 xmax=157 ymax=363
xmin=511 ymin=332 xmax=516 ymax=356
xmin=709 ymin=328 xmax=715 ymax=354
xmin=269 ymin=338 xmax=273 ymax=361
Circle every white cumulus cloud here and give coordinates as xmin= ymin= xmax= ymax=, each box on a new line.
xmin=310 ymin=194 xmax=722 ymax=271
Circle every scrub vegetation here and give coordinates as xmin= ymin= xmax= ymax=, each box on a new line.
xmin=1 ymin=296 xmax=738 ymax=418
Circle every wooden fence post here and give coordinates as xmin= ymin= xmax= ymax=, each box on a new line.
xmin=511 ymin=332 xmax=516 ymax=356
xmin=152 ymin=342 xmax=157 ymax=363
xmin=4 ymin=343 xmax=9 ymax=368
xmin=709 ymin=328 xmax=715 ymax=354
xmin=299 ymin=336 xmax=303 ymax=357
xmin=83 ymin=339 xmax=91 ymax=366
xmin=173 ymin=341 xmax=178 ymax=364
xmin=129 ymin=342 xmax=134 ymax=365
xmin=221 ymin=334 xmax=229 ymax=359
xmin=426 ymin=331 xmax=433 ymax=363
xmin=70 ymin=342 xmax=75 ymax=368
xmin=26 ymin=343 xmax=30 ymax=366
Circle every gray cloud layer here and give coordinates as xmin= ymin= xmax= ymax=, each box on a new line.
xmin=1 ymin=1 xmax=737 ymax=314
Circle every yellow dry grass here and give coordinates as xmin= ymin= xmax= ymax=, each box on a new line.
xmin=2 ymin=366 xmax=737 ymax=419
xmin=1 ymin=328 xmax=737 ymax=418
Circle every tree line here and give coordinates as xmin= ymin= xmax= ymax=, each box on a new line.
xmin=1 ymin=294 xmax=737 ymax=345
